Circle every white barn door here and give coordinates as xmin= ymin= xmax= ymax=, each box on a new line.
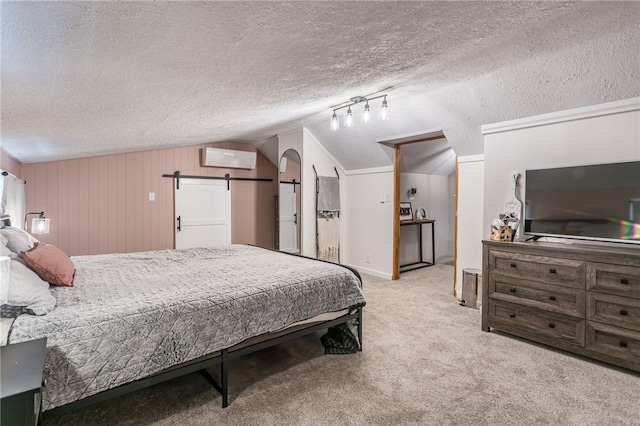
xmin=175 ymin=178 xmax=231 ymax=249
xmin=279 ymin=183 xmax=298 ymax=253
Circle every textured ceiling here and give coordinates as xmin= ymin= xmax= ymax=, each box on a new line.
xmin=1 ymin=2 xmax=639 ymax=169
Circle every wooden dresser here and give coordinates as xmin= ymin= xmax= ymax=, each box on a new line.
xmin=482 ymin=240 xmax=640 ymax=372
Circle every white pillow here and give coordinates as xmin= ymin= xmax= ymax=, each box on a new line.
xmin=0 ymin=234 xmax=14 ymax=257
xmin=0 ymin=227 xmax=38 ymax=256
xmin=2 ymin=258 xmax=56 ymax=316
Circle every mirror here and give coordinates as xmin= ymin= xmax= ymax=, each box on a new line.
xmin=278 ymin=149 xmax=301 ymax=253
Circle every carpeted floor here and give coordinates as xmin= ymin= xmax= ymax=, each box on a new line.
xmin=45 ymin=265 xmax=639 ymax=425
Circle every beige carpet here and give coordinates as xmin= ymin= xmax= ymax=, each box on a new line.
xmin=45 ymin=265 xmax=639 ymax=425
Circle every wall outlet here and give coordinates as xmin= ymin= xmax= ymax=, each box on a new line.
xmin=365 ymin=253 xmax=371 ymax=263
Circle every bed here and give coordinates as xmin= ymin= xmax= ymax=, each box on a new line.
xmin=0 ymin=224 xmax=365 ymax=415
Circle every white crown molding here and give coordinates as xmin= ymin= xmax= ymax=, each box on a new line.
xmin=344 ymin=165 xmax=394 ymax=176
xmin=481 ymin=97 xmax=640 ymax=135
xmin=457 ymin=154 xmax=485 ymax=164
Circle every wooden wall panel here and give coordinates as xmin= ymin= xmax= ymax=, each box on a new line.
xmin=116 ymin=155 xmax=128 ymax=254
xmin=78 ymin=158 xmax=90 ymax=255
xmin=46 ymin=163 xmax=58 ymax=246
xmin=22 ymin=142 xmax=277 ymax=256
xmin=149 ymin=150 xmax=159 ymax=250
xmin=67 ymin=159 xmax=79 ymax=256
xmin=56 ymin=161 xmax=69 ymax=252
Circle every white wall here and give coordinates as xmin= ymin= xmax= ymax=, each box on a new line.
xmin=455 ymin=155 xmax=485 ymax=297
xmin=301 ymin=128 xmax=346 ymax=258
xmin=453 ymin=100 xmax=640 ymax=298
xmin=482 ymin=99 xmax=640 ymax=241
xmin=399 ymin=172 xmax=453 ymax=265
xmin=279 ymin=127 xmax=395 ymax=277
xmin=344 ymin=169 xmax=394 ymax=278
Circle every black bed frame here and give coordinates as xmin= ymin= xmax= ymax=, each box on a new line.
xmin=43 ymin=308 xmax=363 ymax=418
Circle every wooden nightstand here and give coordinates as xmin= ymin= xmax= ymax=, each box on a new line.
xmin=1 ymin=337 xmax=47 ymax=426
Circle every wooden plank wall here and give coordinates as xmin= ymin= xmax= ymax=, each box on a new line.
xmin=22 ymin=142 xmax=278 ymax=256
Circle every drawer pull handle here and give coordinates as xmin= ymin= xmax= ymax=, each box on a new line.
xmin=509 ymin=313 xmax=516 ymax=318
xmin=509 ymin=288 xmax=517 ymax=293
xmin=510 ymin=263 xmax=517 ymax=268
xmin=620 ymin=309 xmax=628 ymax=316
xmin=549 ymin=295 xmax=556 ymax=301
xmin=548 ymin=323 xmax=555 ymax=329
xmin=620 ymin=341 xmax=628 ymax=348
xmin=620 ymin=278 xmax=629 ymax=285
xmin=549 ymin=269 xmax=557 ymax=274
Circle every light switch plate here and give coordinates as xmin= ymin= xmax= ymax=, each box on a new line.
xmin=149 ymin=192 xmax=155 ymax=201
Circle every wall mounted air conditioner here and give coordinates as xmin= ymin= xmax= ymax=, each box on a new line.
xmin=201 ymin=147 xmax=257 ymax=170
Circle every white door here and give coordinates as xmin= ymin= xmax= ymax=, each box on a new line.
xmin=175 ymin=178 xmax=231 ymax=249
xmin=279 ymin=183 xmax=298 ymax=253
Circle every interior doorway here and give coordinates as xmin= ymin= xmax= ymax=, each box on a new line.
xmin=278 ymin=149 xmax=301 ymax=253
xmin=386 ymin=132 xmax=456 ymax=282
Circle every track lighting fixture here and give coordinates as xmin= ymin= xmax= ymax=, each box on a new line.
xmin=345 ymin=107 xmax=354 ymax=127
xmin=330 ymin=111 xmax=339 ymax=131
xmin=362 ymin=102 xmax=371 ymax=123
xmin=380 ymin=96 xmax=388 ymax=121
xmin=329 ymin=92 xmax=389 ymax=131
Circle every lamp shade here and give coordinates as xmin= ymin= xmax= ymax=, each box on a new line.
xmin=0 ymin=256 xmax=9 ymax=305
xmin=31 ymin=217 xmax=50 ymax=234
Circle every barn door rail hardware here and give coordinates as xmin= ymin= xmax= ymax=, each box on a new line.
xmin=164 ymin=171 xmax=273 ymax=190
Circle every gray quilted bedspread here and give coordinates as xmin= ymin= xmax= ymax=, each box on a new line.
xmin=9 ymin=245 xmax=365 ymax=410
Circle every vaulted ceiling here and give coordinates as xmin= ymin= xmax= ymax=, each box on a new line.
xmin=1 ymin=2 xmax=639 ymax=170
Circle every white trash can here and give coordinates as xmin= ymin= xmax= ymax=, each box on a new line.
xmin=461 ymin=268 xmax=482 ymax=309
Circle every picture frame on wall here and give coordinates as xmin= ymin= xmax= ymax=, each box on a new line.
xmin=399 ymin=202 xmax=413 ymax=221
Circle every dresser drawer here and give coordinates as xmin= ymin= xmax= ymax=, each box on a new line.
xmin=586 ymin=321 xmax=640 ymax=365
xmin=586 ymin=263 xmax=640 ymax=299
xmin=587 ymin=292 xmax=640 ymax=332
xmin=489 ymin=250 xmax=585 ymax=289
xmin=488 ymin=300 xmax=585 ymax=346
xmin=491 ymin=276 xmax=585 ymax=317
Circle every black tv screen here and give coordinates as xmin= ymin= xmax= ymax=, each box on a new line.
xmin=524 ymin=161 xmax=640 ymax=244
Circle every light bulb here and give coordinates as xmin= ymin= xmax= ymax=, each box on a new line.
xmin=345 ymin=107 xmax=354 ymax=127
xmin=362 ymin=103 xmax=371 ymax=123
xmin=380 ymin=98 xmax=388 ymax=121
xmin=330 ymin=111 xmax=339 ymax=131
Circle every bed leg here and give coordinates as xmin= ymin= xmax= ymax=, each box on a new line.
xmin=357 ymin=309 xmax=363 ymax=351
xmin=221 ymin=349 xmax=229 ymax=408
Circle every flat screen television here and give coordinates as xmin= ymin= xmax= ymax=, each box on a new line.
xmin=524 ymin=161 xmax=640 ymax=245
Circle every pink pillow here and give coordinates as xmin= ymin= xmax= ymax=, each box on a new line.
xmin=22 ymin=242 xmax=75 ymax=286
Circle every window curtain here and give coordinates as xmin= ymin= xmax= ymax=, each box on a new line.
xmin=0 ymin=172 xmax=26 ymax=229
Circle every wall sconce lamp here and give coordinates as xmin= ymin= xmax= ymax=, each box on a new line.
xmin=330 ymin=92 xmax=389 ymax=131
xmin=408 ymin=188 xmax=417 ymax=201
xmin=24 ymin=211 xmax=50 ymax=234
